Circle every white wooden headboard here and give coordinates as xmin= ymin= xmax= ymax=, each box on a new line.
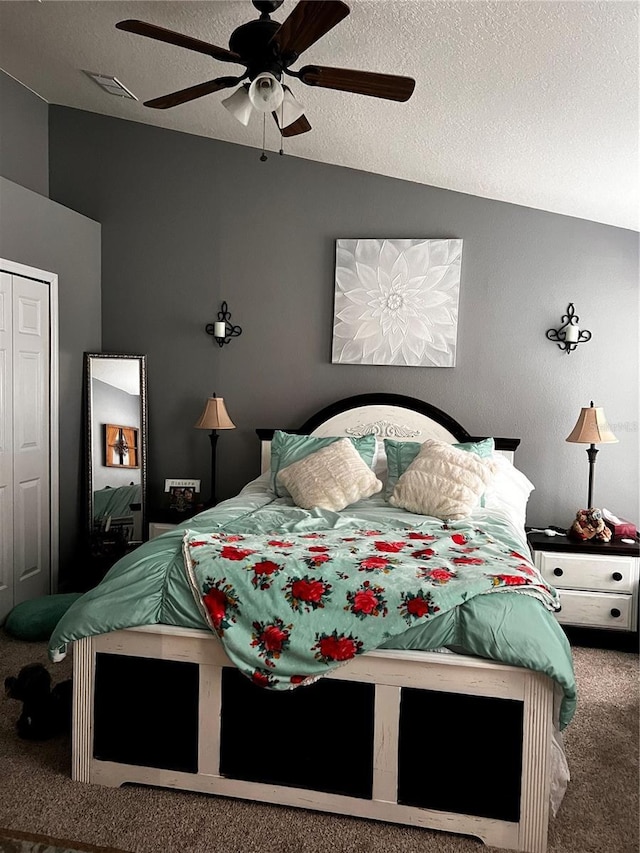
xmin=257 ymin=394 xmax=519 ymax=473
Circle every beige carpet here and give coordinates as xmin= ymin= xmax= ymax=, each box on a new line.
xmin=0 ymin=630 xmax=637 ymax=853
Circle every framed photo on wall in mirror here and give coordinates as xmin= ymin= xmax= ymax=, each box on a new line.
xmin=105 ymin=424 xmax=139 ymax=468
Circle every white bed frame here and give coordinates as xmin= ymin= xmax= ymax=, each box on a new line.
xmin=71 ymin=394 xmax=554 ymax=853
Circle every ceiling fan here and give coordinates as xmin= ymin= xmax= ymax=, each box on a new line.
xmin=116 ymin=0 xmax=416 ymax=138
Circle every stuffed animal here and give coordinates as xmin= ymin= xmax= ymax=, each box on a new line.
xmin=567 ymin=508 xmax=612 ymax=543
xmin=4 ymin=662 xmax=72 ymax=740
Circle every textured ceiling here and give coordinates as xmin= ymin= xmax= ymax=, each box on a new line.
xmin=0 ymin=0 xmax=638 ymax=230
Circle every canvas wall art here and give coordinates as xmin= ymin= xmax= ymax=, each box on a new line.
xmin=331 ymin=238 xmax=463 ymax=367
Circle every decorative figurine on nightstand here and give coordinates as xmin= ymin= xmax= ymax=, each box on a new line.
xmin=568 ymin=508 xmax=612 ymax=543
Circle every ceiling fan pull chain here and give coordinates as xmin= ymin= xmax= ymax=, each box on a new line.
xmin=260 ymin=112 xmax=268 ymax=162
xmin=279 ymin=104 xmax=284 ymax=156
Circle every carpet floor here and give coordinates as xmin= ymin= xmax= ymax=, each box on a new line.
xmin=0 ymin=630 xmax=637 ymax=853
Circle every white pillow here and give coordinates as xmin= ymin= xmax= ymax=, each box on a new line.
xmin=372 ymin=438 xmax=388 ymax=483
xmin=277 ymin=437 xmax=383 ymax=512
xmin=483 ymin=453 xmax=535 ymax=528
xmin=389 ymin=438 xmax=496 ymax=520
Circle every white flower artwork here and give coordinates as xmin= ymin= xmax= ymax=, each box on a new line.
xmin=331 ymin=238 xmax=463 ymax=367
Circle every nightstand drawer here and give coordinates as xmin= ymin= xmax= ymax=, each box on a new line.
xmin=149 ymin=522 xmax=178 ymax=539
xmin=536 ymin=552 xmax=637 ymax=593
xmin=556 ymin=590 xmax=635 ymax=631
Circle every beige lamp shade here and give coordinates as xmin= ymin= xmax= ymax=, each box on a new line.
xmin=194 ymin=396 xmax=236 ymax=430
xmin=566 ymin=403 xmax=617 ymax=445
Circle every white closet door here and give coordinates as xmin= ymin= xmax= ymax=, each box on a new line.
xmin=0 ymin=272 xmax=14 ymax=620
xmin=12 ymin=274 xmax=50 ymax=605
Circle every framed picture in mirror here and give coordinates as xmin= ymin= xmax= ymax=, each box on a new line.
xmin=105 ymin=424 xmax=139 ymax=468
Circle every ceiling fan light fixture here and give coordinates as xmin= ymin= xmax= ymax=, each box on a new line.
xmin=279 ymin=86 xmax=305 ymax=129
xmin=248 ymin=72 xmax=284 ymax=112
xmin=221 ymin=84 xmax=253 ymax=126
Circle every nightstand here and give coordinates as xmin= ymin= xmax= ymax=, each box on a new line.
xmin=149 ymin=521 xmax=180 ymax=539
xmin=528 ymin=531 xmax=639 ymax=633
xmin=148 ymin=506 xmax=203 ymax=540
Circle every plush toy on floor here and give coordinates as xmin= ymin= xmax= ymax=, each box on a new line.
xmin=567 ymin=507 xmax=612 ymax=543
xmin=4 ymin=662 xmax=72 ymax=740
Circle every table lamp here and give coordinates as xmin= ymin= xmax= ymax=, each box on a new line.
xmin=566 ymin=401 xmax=617 ymax=508
xmin=194 ymin=394 xmax=235 ymax=506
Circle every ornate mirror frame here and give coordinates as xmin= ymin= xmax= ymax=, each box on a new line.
xmin=84 ymin=352 xmax=148 ymax=549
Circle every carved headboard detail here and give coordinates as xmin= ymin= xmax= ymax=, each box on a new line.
xmin=344 ymin=421 xmax=422 ymax=439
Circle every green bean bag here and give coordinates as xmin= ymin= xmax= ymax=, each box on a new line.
xmin=4 ymin=593 xmax=83 ymax=641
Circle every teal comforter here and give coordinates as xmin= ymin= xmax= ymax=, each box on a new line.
xmin=50 ymin=476 xmax=577 ymax=728
xmin=93 ymin=483 xmax=141 ymax=522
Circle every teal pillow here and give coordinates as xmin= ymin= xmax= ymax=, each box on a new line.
xmin=384 ymin=437 xmax=495 ymax=500
xmin=4 ymin=593 xmax=83 ymax=641
xmin=271 ymin=431 xmax=376 ymax=498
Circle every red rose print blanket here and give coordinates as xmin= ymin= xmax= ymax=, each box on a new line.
xmin=183 ymin=524 xmax=560 ymax=689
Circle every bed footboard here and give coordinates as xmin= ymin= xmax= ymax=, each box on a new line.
xmin=72 ymin=625 xmax=553 ymax=853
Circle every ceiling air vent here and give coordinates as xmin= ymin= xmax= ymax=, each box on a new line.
xmin=84 ymin=71 xmax=137 ymax=100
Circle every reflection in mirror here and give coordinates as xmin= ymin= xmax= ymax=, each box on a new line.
xmin=85 ymin=353 xmax=147 ymax=557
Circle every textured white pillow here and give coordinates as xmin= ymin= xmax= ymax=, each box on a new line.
xmin=389 ymin=438 xmax=496 ymax=520
xmin=277 ymin=437 xmax=382 ymax=511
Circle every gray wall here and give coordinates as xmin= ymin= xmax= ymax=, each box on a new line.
xmin=0 ymin=70 xmax=48 ymax=197
xmin=48 ymin=106 xmax=639 ymax=529
xmin=0 ymin=68 xmax=102 ymax=583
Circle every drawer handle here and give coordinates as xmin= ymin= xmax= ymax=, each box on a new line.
xmin=610 ymin=608 xmax=621 ymax=618
xmin=612 ymin=572 xmax=623 ymax=582
xmin=553 ymin=567 xmax=563 ymax=577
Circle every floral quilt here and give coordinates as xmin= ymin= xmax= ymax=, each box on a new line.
xmin=183 ymin=522 xmax=560 ymax=690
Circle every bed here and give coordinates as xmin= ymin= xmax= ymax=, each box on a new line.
xmin=51 ymin=393 xmax=576 ymax=853
xmin=93 ymin=483 xmax=141 ymax=525
xmin=91 ymin=482 xmax=142 ymax=550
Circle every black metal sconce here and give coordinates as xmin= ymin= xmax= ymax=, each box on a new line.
xmin=205 ymin=301 xmax=242 ymax=347
xmin=546 ymin=303 xmax=591 ymax=354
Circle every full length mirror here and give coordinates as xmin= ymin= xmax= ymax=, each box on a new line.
xmin=85 ymin=353 xmax=147 ymax=554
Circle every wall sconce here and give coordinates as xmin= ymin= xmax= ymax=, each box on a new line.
xmin=546 ymin=303 xmax=592 ymax=354
xmin=205 ymin=302 xmax=242 ymax=347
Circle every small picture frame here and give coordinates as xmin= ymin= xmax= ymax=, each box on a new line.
xmin=105 ymin=424 xmax=139 ymax=468
xmin=164 ymin=478 xmax=201 ymax=513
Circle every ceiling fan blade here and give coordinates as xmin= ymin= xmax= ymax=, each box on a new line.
xmin=144 ymin=77 xmax=239 ymax=109
xmin=299 ymin=65 xmax=415 ymax=102
xmin=282 ymin=114 xmax=312 ymax=137
xmin=272 ymin=112 xmax=312 ymax=137
xmin=116 ymin=20 xmax=242 ymax=65
xmin=270 ymin=1 xmax=350 ymax=60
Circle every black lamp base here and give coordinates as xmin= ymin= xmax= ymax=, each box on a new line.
xmin=209 ymin=430 xmax=219 ymax=507
xmin=586 ymin=444 xmax=598 ymax=508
